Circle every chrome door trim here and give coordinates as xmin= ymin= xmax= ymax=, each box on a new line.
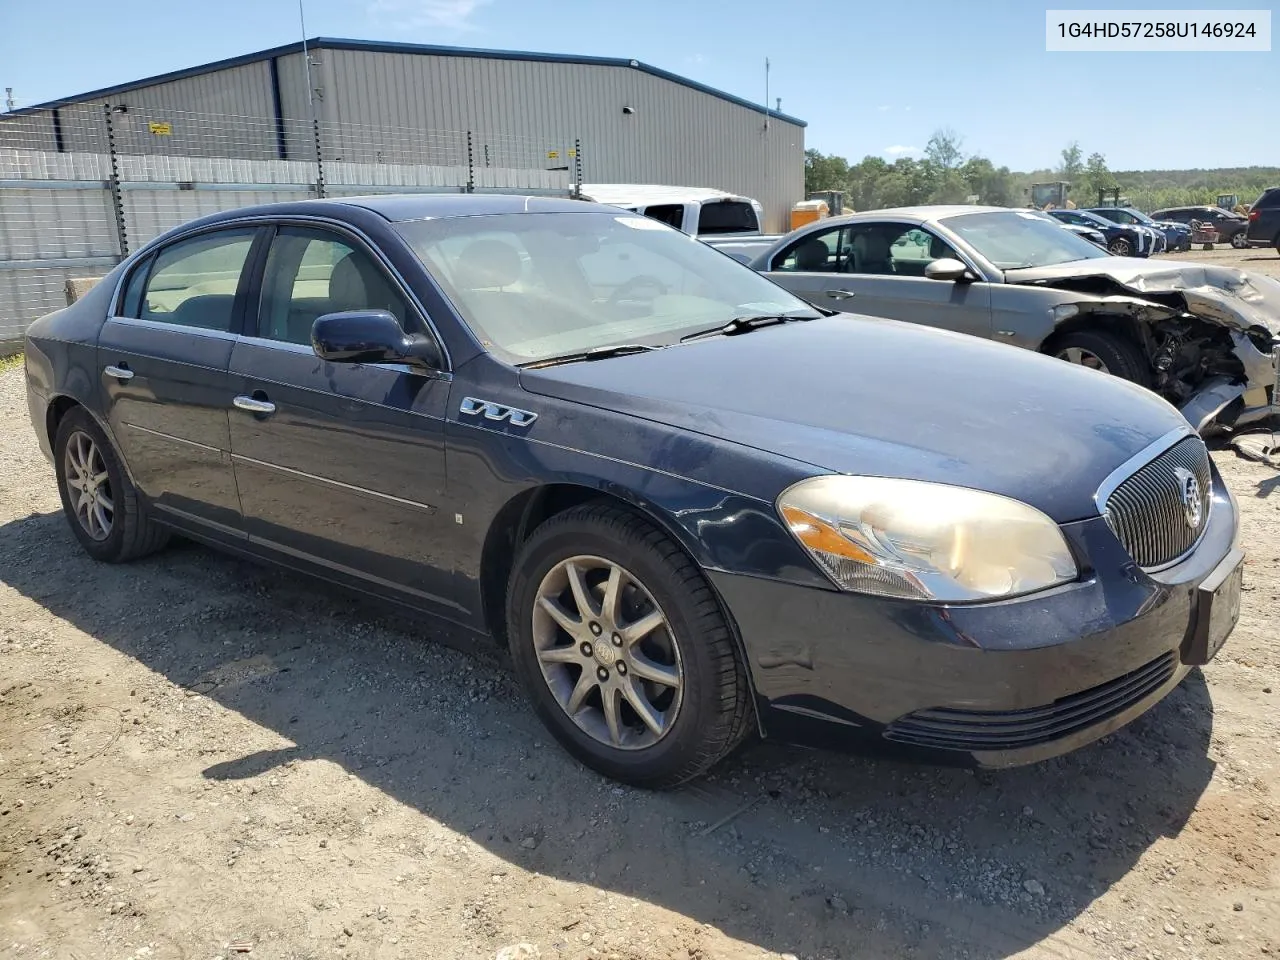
xmin=103 ymin=365 xmax=134 ymax=380
xmin=231 ymin=453 xmax=437 ymax=512
xmin=125 ymin=423 xmax=222 ymax=454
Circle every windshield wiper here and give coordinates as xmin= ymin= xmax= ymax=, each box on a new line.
xmin=679 ymin=312 xmax=819 ymax=343
xmin=522 ymin=343 xmax=660 ymax=369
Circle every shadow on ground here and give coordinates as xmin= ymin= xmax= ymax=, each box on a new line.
xmin=1 ymin=510 xmax=1217 ymax=959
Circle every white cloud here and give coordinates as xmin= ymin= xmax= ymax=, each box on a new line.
xmin=884 ymin=145 xmax=922 ymax=156
xmin=877 ymin=105 xmax=891 ymax=112
xmin=369 ymin=0 xmax=491 ymax=31
xmin=686 ymin=53 xmax=706 ymax=65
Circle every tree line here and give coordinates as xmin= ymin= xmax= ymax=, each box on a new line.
xmin=805 ymin=131 xmax=1280 ymax=213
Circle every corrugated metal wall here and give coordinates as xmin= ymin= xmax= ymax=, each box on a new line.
xmin=1 ymin=47 xmax=804 ymax=232
xmin=302 ymin=49 xmax=803 ymax=232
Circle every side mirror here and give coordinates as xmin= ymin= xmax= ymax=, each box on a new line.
xmin=312 ymin=310 xmax=442 ymax=371
xmin=924 ymin=258 xmax=973 ymax=283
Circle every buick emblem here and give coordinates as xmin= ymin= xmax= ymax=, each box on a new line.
xmin=1173 ymin=467 xmax=1203 ymax=530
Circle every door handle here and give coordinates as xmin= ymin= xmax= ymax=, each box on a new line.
xmin=104 ymin=364 xmax=134 ymax=381
xmin=233 ymin=395 xmax=276 ymax=415
xmin=825 ymin=289 xmax=857 ymax=300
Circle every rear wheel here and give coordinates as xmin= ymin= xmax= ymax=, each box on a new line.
xmin=1047 ymin=329 xmax=1153 ymax=388
xmin=54 ymin=408 xmax=169 ymax=563
xmin=506 ymin=502 xmax=752 ymax=788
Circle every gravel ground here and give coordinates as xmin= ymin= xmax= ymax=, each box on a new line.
xmin=2 ymin=269 xmax=1279 ymax=958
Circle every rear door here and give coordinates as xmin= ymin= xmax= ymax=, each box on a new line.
xmin=226 ymin=222 xmax=457 ymax=613
xmin=97 ymin=225 xmax=265 ymax=541
xmin=761 ymin=221 xmax=994 ymax=339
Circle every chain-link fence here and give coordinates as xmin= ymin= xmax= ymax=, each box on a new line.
xmin=0 ymin=105 xmax=585 ymax=342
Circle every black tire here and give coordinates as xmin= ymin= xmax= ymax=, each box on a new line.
xmin=1231 ymin=231 xmax=1249 ymax=250
xmin=1107 ymin=237 xmax=1132 ymax=257
xmin=54 ymin=407 xmax=170 ymax=563
xmin=505 ymin=502 xmax=752 ymax=788
xmin=1045 ymin=329 xmax=1153 ymax=388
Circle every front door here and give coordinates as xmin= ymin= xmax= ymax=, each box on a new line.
xmin=97 ymin=226 xmax=264 ymax=541
xmin=226 ymin=223 xmax=458 ymax=614
xmin=762 ymin=222 xmax=994 ymax=340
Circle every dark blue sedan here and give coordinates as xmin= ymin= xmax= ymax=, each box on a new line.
xmin=23 ymin=195 xmax=1244 ymax=787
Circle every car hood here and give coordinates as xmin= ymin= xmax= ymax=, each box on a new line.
xmin=518 ymin=316 xmax=1190 ymax=522
xmin=1004 ymin=258 xmax=1280 ymax=336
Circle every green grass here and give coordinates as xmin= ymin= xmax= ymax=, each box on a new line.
xmin=0 ymin=352 xmax=24 ymax=373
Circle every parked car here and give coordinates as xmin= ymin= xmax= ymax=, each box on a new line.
xmin=1150 ymin=205 xmax=1251 ymax=249
xmin=748 ymin=206 xmax=1280 ymax=432
xmin=1021 ymin=209 xmax=1108 ymax=249
xmin=23 ymin=195 xmax=1246 ymax=787
xmin=1086 ymin=207 xmax=1178 ymax=253
xmin=578 ymin=184 xmax=765 ymax=238
xmin=1047 ymin=208 xmax=1156 ymax=257
xmin=1245 ymin=186 xmax=1280 ymax=254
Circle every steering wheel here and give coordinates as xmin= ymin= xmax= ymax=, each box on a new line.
xmin=607 ymin=274 xmax=668 ymax=307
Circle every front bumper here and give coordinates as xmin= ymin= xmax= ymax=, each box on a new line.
xmin=712 ymin=469 xmax=1239 ymax=768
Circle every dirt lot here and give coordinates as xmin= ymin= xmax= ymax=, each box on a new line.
xmin=2 ymin=247 xmax=1279 ymax=960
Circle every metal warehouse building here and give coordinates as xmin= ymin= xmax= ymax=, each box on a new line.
xmin=4 ymin=37 xmax=806 ymax=231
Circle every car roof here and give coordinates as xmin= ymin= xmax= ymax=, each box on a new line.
xmin=578 ymin=184 xmax=755 ymax=206
xmin=800 ymin=205 xmax=1011 ymax=228
xmin=189 ymin=193 xmax=615 ymax=226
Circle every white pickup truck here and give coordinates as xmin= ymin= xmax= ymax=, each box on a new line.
xmin=579 ymin=184 xmax=767 ymax=240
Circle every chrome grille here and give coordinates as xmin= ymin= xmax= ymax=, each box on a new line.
xmin=1104 ymin=437 xmax=1212 ymax=569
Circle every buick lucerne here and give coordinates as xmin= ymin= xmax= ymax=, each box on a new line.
xmin=24 ymin=195 xmax=1244 ymax=787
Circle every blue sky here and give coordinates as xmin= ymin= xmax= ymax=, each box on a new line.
xmin=2 ymin=0 xmax=1275 ymax=171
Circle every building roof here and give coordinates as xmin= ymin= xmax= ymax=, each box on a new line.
xmin=7 ymin=37 xmax=807 ymax=127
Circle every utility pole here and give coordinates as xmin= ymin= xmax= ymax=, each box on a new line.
xmin=4 ymin=88 xmax=14 ymax=113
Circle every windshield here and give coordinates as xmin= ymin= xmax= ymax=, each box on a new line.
xmin=1070 ymin=210 xmax=1111 ymax=228
xmin=394 ymin=212 xmax=816 ymax=364
xmin=1122 ymin=207 xmax=1157 ymax=224
xmin=940 ymin=210 xmax=1110 ymax=269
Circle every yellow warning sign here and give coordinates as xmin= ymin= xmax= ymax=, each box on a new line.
xmin=546 ymin=150 xmax=559 ymax=159
xmin=149 ymin=121 xmax=173 ymax=136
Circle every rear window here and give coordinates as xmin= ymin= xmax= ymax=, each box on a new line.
xmin=697 ymin=201 xmax=759 ymax=235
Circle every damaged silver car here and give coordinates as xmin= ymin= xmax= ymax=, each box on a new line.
xmin=747 ymin=206 xmax=1280 ymax=432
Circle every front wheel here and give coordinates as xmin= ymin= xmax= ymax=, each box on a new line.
xmin=1231 ymin=231 xmax=1249 ymax=249
xmin=505 ymin=503 xmax=752 ymax=788
xmin=1047 ymin=329 xmax=1153 ymax=388
xmin=54 ymin=408 xmax=169 ymax=563
xmin=1107 ymin=237 xmax=1133 ymax=256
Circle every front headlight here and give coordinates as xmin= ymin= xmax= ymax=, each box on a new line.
xmin=777 ymin=476 xmax=1078 ymax=602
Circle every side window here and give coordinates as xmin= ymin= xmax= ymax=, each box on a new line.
xmin=856 ymin=224 xmax=961 ymax=277
xmin=642 ymin=204 xmax=686 ymax=230
xmin=1112 ymin=210 xmax=1136 ymax=224
xmin=132 ymin=229 xmax=257 ymax=331
xmin=256 ymin=227 xmax=411 ymax=345
xmin=771 ymin=227 xmax=843 ymax=272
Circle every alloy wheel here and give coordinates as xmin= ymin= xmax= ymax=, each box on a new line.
xmin=63 ymin=430 xmax=114 ymax=541
xmin=531 ymin=556 xmax=683 ymax=750
xmin=1055 ymin=347 xmax=1111 ymax=373
xmin=1108 ymin=239 xmax=1131 ymax=256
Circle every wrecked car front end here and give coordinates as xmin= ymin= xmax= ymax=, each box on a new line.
xmin=1006 ymin=261 xmax=1280 ymax=433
